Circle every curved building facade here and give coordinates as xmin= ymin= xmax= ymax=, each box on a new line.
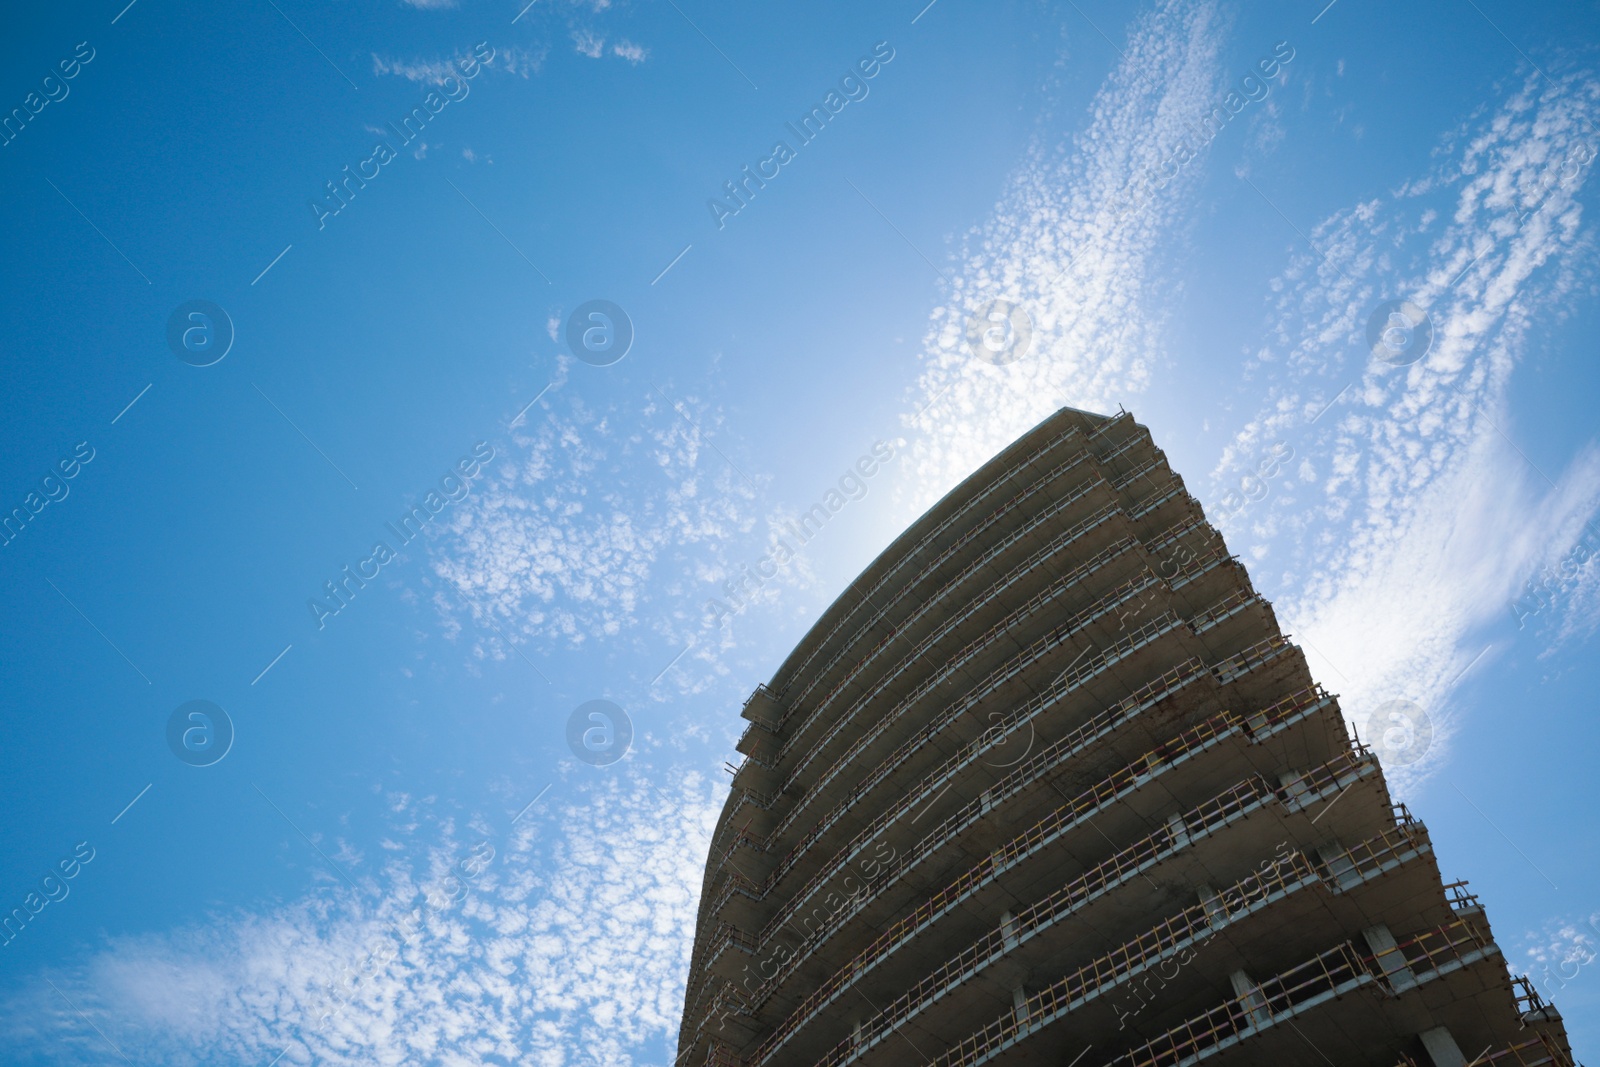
xmin=678 ymin=407 xmax=1576 ymax=1067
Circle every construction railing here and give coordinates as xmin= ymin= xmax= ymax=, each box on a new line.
xmin=747 ymin=485 xmax=1130 ymax=769
xmin=1128 ymin=481 xmax=1195 ymax=522
xmin=741 ymin=656 xmax=1212 ymax=962
xmin=705 ymin=581 xmax=1268 ymax=936
xmin=772 ymin=522 xmax=1189 ymax=795
xmin=1140 ymin=512 xmax=1218 ymax=562
xmin=1211 ymin=632 xmax=1294 ymax=684
xmin=1468 ymin=1034 xmax=1575 ymax=1067
xmin=712 ymin=697 xmax=1360 ymax=1055
xmin=1099 ymin=422 xmax=1158 ymax=467
xmin=716 ymin=497 xmax=1138 ymax=849
xmin=1110 ymin=455 xmax=1171 ymax=493
xmin=1100 ymin=916 xmax=1496 ymax=1067
xmin=705 ymin=1041 xmax=745 ymax=1067
xmin=717 ymin=563 xmax=1233 ymax=898
xmin=773 ymin=417 xmax=1144 ymax=744
xmin=752 ymin=779 xmax=1265 ymax=1062
xmin=1513 ymin=974 xmax=1556 ymax=1017
xmin=771 ymin=536 xmax=1154 ymax=794
xmin=1389 ymin=1037 xmax=1577 ymax=1067
xmin=692 ymin=632 xmax=1302 ymax=1022
xmin=812 ymin=812 xmax=1430 ymax=1067
xmin=764 ymin=541 xmax=1204 ymax=844
xmin=742 ymin=737 xmax=1376 ymax=1064
xmin=732 ymin=460 xmax=1196 ymax=851
xmin=1445 ymin=879 xmax=1482 ymax=913
xmin=774 ymin=427 xmax=1097 ymax=726
xmin=694 ymin=604 xmax=1292 ymax=1035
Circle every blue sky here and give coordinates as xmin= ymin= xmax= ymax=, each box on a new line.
xmin=1 ymin=0 xmax=1598 ymax=1063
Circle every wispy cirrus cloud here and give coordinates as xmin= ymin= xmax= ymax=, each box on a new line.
xmin=568 ymin=32 xmax=648 ymax=63
xmin=428 ymin=0 xmax=1244 ymax=692
xmin=371 ymin=44 xmax=546 ymax=84
xmin=2 ymin=769 xmax=722 ymax=1066
xmin=612 ymin=41 xmax=647 ymax=64
xmin=428 ymin=368 xmax=761 ymax=688
xmin=879 ymin=0 xmax=1600 ymax=798
xmin=896 ymin=0 xmax=1232 ymax=512
xmin=1210 ymin=70 xmax=1600 ymax=792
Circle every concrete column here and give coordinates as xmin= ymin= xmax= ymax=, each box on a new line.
xmin=1318 ymin=843 xmax=1359 ymax=890
xmin=1012 ymin=985 xmax=1030 ymax=1027
xmin=1198 ymin=884 xmax=1225 ymax=925
xmin=1418 ymin=1026 xmax=1467 ymax=1067
xmin=1230 ymin=970 xmax=1271 ymax=1029
xmin=1166 ymin=812 xmax=1189 ymax=848
xmin=1244 ymin=704 xmax=1271 ymax=735
xmin=1001 ymin=910 xmax=1020 ymax=950
xmin=1363 ymin=924 xmax=1417 ymax=991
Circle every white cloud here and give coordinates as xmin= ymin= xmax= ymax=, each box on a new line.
xmin=1209 ymin=71 xmax=1600 ymax=793
xmin=894 ymin=0 xmax=1231 ymax=514
xmin=612 ymin=41 xmax=647 ymax=64
xmin=2 ymin=771 xmax=723 ymax=1065
xmin=426 ymin=379 xmax=920 ymax=695
xmin=495 ymin=45 xmax=547 ymax=79
xmin=573 ymin=31 xmax=605 ymax=59
xmin=876 ymin=0 xmax=1599 ymax=798
xmin=1522 ymin=909 xmax=1600 ymax=1001
xmin=371 ymin=45 xmax=545 ymax=84
xmin=424 ymin=0 xmax=1293 ymax=697
xmin=428 ymin=377 xmax=761 ymax=683
xmin=370 ymin=53 xmax=468 ymax=85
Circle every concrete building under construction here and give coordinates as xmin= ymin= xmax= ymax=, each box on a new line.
xmin=677 ymin=407 xmax=1576 ymax=1067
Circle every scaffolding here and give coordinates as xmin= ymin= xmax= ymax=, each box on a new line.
xmin=694 ymin=639 xmax=1318 ymax=1049
xmin=775 ymin=426 xmax=1100 ymax=727
xmin=813 ymin=818 xmax=1428 ymax=1067
xmin=679 ymin=408 xmax=1568 ymax=1067
xmin=1391 ymin=1034 xmax=1577 ymax=1067
xmin=742 ymin=495 xmax=1131 ymax=770
xmin=705 ymin=573 xmax=1260 ymax=937
xmin=707 ymin=694 xmax=1356 ymax=1049
xmin=1096 ymin=917 xmax=1497 ymax=1067
xmin=763 ymin=539 xmax=1221 ymax=868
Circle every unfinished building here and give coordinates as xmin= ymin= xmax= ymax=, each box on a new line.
xmin=677 ymin=406 xmax=1576 ymax=1067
